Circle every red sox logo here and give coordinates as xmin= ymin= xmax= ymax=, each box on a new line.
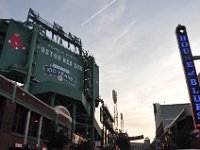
xmin=8 ymin=33 xmax=26 ymax=50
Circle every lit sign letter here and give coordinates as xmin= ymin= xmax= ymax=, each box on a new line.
xmin=192 ymin=88 xmax=200 ymax=94
xmin=188 ymin=71 xmax=195 ymax=76
xmin=197 ymin=112 xmax=200 ymax=120
xmin=181 ymin=42 xmax=189 ymax=47
xmin=186 ymin=61 xmax=193 ymax=68
xmin=183 ymin=48 xmax=190 ymax=54
xmin=179 ymin=35 xmax=187 ymax=41
xmin=190 ymin=79 xmax=198 ymax=86
xmin=195 ymin=104 xmax=200 ymax=111
xmin=193 ymin=95 xmax=200 ymax=102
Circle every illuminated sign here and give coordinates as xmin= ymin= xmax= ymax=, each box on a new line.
xmin=176 ymin=25 xmax=200 ymax=128
xmin=14 ymin=143 xmax=23 ymax=148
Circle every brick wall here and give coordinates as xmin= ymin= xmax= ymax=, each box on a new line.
xmin=0 ymin=75 xmax=71 ymax=149
xmin=0 ymin=130 xmax=24 ymax=149
xmin=1 ymin=100 xmax=16 ymax=133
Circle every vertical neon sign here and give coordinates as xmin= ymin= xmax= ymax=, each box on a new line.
xmin=176 ymin=25 xmax=200 ymax=129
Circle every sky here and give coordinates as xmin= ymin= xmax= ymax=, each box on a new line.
xmin=1 ymin=0 xmax=200 ymax=143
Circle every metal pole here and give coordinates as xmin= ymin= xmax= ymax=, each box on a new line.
xmin=11 ymin=82 xmax=17 ymax=103
xmin=24 ymin=25 xmax=39 ymax=91
xmin=24 ymin=110 xmax=31 ymax=145
xmin=72 ymin=103 xmax=76 ymax=143
xmin=37 ymin=116 xmax=43 ymax=147
xmin=193 ymin=55 xmax=200 ymax=60
xmin=102 ymin=123 xmax=105 ymax=147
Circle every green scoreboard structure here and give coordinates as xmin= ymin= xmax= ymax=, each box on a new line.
xmin=0 ymin=9 xmax=99 ymax=102
xmin=31 ymin=36 xmax=84 ymax=100
xmin=0 ymin=9 xmax=100 ymax=149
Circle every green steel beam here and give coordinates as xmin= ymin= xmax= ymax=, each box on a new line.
xmin=24 ymin=25 xmax=39 ymax=91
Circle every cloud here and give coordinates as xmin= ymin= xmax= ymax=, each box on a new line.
xmin=0 ymin=0 xmax=10 ymax=18
xmin=81 ymin=0 xmax=117 ymax=26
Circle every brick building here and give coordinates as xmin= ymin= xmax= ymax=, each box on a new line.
xmin=0 ymin=75 xmax=72 ymax=149
xmin=153 ymin=103 xmax=200 ymax=149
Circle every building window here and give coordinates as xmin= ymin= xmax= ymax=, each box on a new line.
xmin=12 ymin=104 xmax=28 ymax=134
xmin=28 ymin=112 xmax=40 ymax=137
xmin=41 ymin=117 xmax=50 ymax=139
xmin=0 ymin=96 xmax=6 ymax=128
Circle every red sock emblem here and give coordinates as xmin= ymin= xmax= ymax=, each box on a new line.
xmin=8 ymin=33 xmax=26 ymax=50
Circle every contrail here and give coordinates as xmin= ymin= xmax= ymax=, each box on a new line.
xmin=81 ymin=0 xmax=117 ymax=26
